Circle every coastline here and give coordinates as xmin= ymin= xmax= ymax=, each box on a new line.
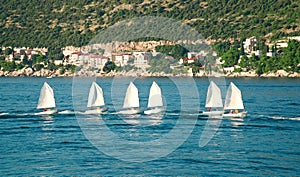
xmin=0 ymin=68 xmax=299 ymax=78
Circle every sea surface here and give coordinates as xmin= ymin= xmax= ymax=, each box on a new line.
xmin=0 ymin=77 xmax=299 ymax=176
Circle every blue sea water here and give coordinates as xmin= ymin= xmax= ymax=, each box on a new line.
xmin=0 ymin=77 xmax=299 ymax=176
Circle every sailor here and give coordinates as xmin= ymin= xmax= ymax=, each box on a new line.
xmin=235 ymin=109 xmax=238 ymax=114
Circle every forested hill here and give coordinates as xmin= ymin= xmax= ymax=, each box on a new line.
xmin=0 ymin=0 xmax=299 ymax=48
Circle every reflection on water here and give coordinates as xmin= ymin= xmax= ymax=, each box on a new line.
xmin=147 ymin=117 xmax=163 ymax=126
xmin=41 ymin=115 xmax=54 ymax=131
xmin=119 ymin=114 xmax=140 ymax=125
xmin=41 ymin=115 xmax=54 ymax=121
xmin=228 ymin=117 xmax=244 ymax=127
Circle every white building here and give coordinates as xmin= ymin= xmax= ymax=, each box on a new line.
xmin=223 ymin=66 xmax=235 ymax=73
xmin=78 ymin=54 xmax=89 ymax=66
xmin=54 ymin=60 xmax=64 ymax=66
xmin=251 ymin=50 xmax=262 ymax=57
xmin=112 ymin=54 xmax=131 ymax=67
xmin=62 ymin=46 xmax=81 ymax=56
xmin=243 ymin=36 xmax=258 ymax=55
xmin=69 ymin=52 xmax=81 ymax=65
xmin=267 ymin=51 xmax=275 ymax=57
xmin=187 ymin=51 xmax=208 ymax=59
xmin=91 ymin=55 xmax=108 ymax=68
xmin=276 ymin=40 xmax=288 ymax=48
xmin=179 ymin=57 xmax=197 ymax=64
xmin=133 ymin=52 xmax=149 ymax=68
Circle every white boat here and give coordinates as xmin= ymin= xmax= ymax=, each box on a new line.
xmin=36 ymin=82 xmax=57 ymax=115
xmin=85 ymin=82 xmax=108 ymax=114
xmin=202 ymin=81 xmax=223 ymax=116
xmin=118 ymin=82 xmax=141 ymax=115
xmin=144 ymin=81 xmax=164 ymax=115
xmin=223 ymin=82 xmax=247 ymax=118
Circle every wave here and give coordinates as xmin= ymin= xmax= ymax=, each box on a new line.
xmin=268 ymin=116 xmax=300 ymax=121
xmin=0 ymin=112 xmax=34 ymax=117
xmin=0 ymin=112 xmax=9 ymax=116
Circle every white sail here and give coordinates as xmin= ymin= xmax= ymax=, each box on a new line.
xmin=87 ymin=82 xmax=105 ymax=108
xmin=147 ymin=81 xmax=163 ymax=108
xmin=224 ymin=82 xmax=244 ymax=110
xmin=123 ymin=82 xmax=139 ymax=108
xmin=37 ymin=82 xmax=56 ymax=109
xmin=205 ymin=81 xmax=223 ymax=108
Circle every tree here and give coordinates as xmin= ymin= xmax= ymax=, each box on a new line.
xmin=221 ymin=47 xmax=240 ymax=67
xmin=22 ymin=55 xmax=29 ymax=65
xmin=155 ymin=45 xmax=188 ymax=59
xmin=47 ymin=62 xmax=58 ymax=71
xmin=239 ymin=55 xmax=249 ymax=70
xmin=213 ymin=41 xmax=231 ymax=56
xmin=47 ymin=48 xmax=64 ymax=60
xmin=4 ymin=48 xmax=13 ymax=55
xmin=103 ymin=60 xmax=116 ymax=73
xmin=20 ymin=50 xmax=26 ymax=55
xmin=0 ymin=61 xmax=16 ymax=71
xmin=34 ymin=64 xmax=44 ymax=71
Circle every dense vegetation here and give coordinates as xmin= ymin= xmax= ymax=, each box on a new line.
xmin=0 ymin=0 xmax=299 ymax=48
xmin=155 ymin=45 xmax=188 ymax=59
xmin=215 ymin=39 xmax=300 ymax=74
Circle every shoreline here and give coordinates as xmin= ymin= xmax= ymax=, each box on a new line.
xmin=0 ymin=68 xmax=299 ymax=78
xmin=1 ymin=74 xmax=300 ymax=78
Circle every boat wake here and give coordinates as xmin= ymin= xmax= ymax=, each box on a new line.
xmin=58 ymin=110 xmax=77 ymax=115
xmin=268 ymin=116 xmax=300 ymax=121
xmin=0 ymin=112 xmax=9 ymax=116
xmin=0 ymin=112 xmax=35 ymax=118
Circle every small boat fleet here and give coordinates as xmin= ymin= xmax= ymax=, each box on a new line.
xmin=203 ymin=81 xmax=247 ymax=118
xmin=35 ymin=80 xmax=246 ymax=118
xmin=36 ymin=81 xmax=165 ymax=115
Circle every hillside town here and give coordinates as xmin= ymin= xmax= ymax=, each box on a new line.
xmin=0 ymin=36 xmax=300 ymax=77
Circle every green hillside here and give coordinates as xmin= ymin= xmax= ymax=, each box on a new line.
xmin=0 ymin=0 xmax=299 ymax=48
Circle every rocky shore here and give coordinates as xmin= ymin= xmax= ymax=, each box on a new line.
xmin=225 ymin=70 xmax=300 ymax=78
xmin=0 ymin=68 xmax=73 ymax=77
xmin=0 ymin=68 xmax=299 ymax=78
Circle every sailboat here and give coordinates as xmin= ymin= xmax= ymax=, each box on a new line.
xmin=36 ymin=82 xmax=57 ymax=115
xmin=223 ymin=82 xmax=247 ymax=118
xmin=85 ymin=82 xmax=108 ymax=114
xmin=202 ymin=81 xmax=224 ymax=116
xmin=118 ymin=82 xmax=141 ymax=115
xmin=144 ymin=81 xmax=164 ymax=115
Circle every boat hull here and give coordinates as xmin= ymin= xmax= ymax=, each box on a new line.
xmin=35 ymin=109 xmax=57 ymax=115
xmin=144 ymin=108 xmax=164 ymax=115
xmin=118 ymin=108 xmax=141 ymax=115
xmin=202 ymin=110 xmax=224 ymax=116
xmin=84 ymin=107 xmax=108 ymax=115
xmin=223 ymin=111 xmax=247 ymax=118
